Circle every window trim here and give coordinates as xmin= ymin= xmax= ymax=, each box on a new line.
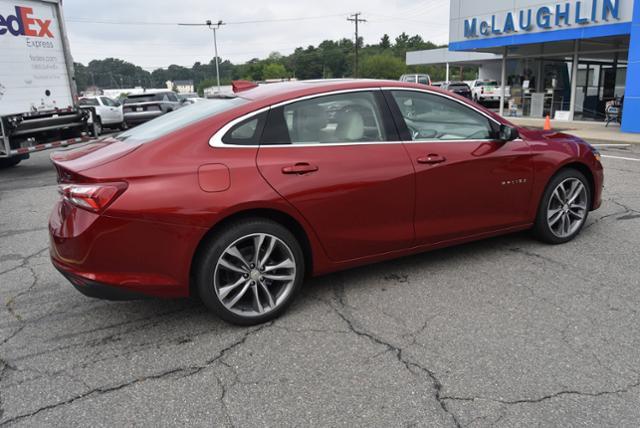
xmin=208 ymin=87 xmax=509 ymax=148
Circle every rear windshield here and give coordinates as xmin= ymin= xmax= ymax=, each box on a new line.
xmin=79 ymin=98 xmax=99 ymax=106
xmin=117 ymin=98 xmax=248 ymax=144
xmin=476 ymin=81 xmax=498 ymax=87
xmin=124 ymin=93 xmax=171 ymax=104
xmin=449 ymin=84 xmax=470 ymax=89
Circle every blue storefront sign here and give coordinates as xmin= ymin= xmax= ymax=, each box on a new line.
xmin=463 ymin=0 xmax=621 ymax=38
xmin=448 ymin=0 xmax=640 ymax=133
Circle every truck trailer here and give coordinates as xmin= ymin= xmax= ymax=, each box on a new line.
xmin=0 ymin=0 xmax=94 ymax=168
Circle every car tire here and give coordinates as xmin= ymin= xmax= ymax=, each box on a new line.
xmin=0 ymin=157 xmax=22 ymax=168
xmin=92 ymin=118 xmax=102 ymax=137
xmin=195 ymin=218 xmax=305 ymax=325
xmin=533 ymin=168 xmax=591 ymax=244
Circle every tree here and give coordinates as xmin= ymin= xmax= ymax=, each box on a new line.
xmin=263 ymin=63 xmax=288 ymax=79
xmin=359 ymin=54 xmax=406 ymax=80
xmin=380 ymin=34 xmax=391 ymax=49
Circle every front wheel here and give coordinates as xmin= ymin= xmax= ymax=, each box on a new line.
xmin=0 ymin=157 xmax=22 ymax=168
xmin=195 ymin=218 xmax=305 ymax=325
xmin=92 ymin=118 xmax=102 ymax=137
xmin=533 ymin=168 xmax=591 ymax=244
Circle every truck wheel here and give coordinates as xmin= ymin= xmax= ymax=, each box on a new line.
xmin=0 ymin=158 xmax=22 ymax=168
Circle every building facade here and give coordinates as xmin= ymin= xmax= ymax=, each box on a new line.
xmin=414 ymin=0 xmax=639 ymax=132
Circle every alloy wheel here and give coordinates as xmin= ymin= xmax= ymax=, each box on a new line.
xmin=213 ymin=233 xmax=297 ymax=317
xmin=546 ymin=177 xmax=588 ymax=238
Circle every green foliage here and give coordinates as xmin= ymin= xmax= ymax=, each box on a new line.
xmin=360 ymin=54 xmax=406 ymax=79
xmin=72 ymin=34 xmax=477 ymax=93
xmin=263 ymin=63 xmax=288 ymax=79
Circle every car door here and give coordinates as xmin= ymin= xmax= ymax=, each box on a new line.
xmin=255 ymin=90 xmax=415 ymax=262
xmin=385 ymin=89 xmax=534 ymax=245
xmin=99 ymin=97 xmax=120 ymax=124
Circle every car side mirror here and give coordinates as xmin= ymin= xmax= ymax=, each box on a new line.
xmin=498 ymin=124 xmax=519 ymax=142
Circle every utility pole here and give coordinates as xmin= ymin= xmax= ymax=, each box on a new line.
xmin=347 ymin=13 xmax=366 ymax=78
xmin=207 ymin=20 xmax=225 ymax=94
xmin=179 ymin=20 xmax=225 ymax=94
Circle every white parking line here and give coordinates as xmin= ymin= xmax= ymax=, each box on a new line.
xmin=602 ymin=155 xmax=640 ymax=162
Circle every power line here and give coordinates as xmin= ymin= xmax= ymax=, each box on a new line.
xmin=66 ymin=13 xmax=349 ymax=26
xmin=347 ymin=13 xmax=366 ymax=78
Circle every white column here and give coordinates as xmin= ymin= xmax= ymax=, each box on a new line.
xmin=569 ymin=40 xmax=580 ymax=121
xmin=500 ymin=47 xmax=507 ymax=117
xmin=446 ymin=62 xmax=450 ymax=82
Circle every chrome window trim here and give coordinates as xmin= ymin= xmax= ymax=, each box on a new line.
xmin=208 ymin=86 xmax=507 ymax=148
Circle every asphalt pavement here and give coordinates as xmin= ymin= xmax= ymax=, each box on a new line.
xmin=1 ymin=142 xmax=639 ymax=427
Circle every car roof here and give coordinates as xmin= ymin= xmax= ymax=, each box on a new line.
xmin=236 ymin=79 xmax=443 ymax=105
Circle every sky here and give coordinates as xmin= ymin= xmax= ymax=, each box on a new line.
xmin=62 ymin=0 xmax=450 ymax=71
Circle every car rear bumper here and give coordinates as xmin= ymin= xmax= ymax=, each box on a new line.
xmin=123 ymin=111 xmax=163 ymax=124
xmin=49 ymin=200 xmax=205 ymax=299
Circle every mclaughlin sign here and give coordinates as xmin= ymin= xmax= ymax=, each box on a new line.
xmin=463 ymin=0 xmax=621 ymax=38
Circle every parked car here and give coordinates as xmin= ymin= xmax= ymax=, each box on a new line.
xmin=79 ymin=96 xmax=126 ymax=135
xmin=470 ymin=80 xmax=510 ymax=105
xmin=49 ymin=80 xmax=603 ymax=325
xmin=178 ymin=93 xmax=208 ymax=105
xmin=122 ymin=90 xmax=183 ymax=127
xmin=400 ymin=73 xmax=431 ymax=86
xmin=440 ymin=81 xmax=472 ymax=99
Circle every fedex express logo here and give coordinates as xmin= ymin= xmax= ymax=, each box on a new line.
xmin=0 ymin=6 xmax=53 ymax=38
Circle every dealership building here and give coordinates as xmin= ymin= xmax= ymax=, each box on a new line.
xmin=408 ymin=0 xmax=640 ymax=133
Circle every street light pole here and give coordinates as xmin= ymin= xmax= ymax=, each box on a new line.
xmin=207 ymin=20 xmax=225 ymax=94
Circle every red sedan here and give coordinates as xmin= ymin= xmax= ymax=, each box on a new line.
xmin=49 ymin=80 xmax=603 ymax=325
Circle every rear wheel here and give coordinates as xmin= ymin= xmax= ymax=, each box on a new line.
xmin=533 ymin=168 xmax=591 ymax=244
xmin=0 ymin=157 xmax=22 ymax=168
xmin=196 ymin=218 xmax=305 ymax=325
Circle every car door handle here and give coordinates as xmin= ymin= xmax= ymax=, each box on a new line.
xmin=417 ymin=154 xmax=446 ymax=164
xmin=282 ymin=163 xmax=319 ymax=175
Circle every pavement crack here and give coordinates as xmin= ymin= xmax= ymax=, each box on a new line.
xmin=327 ymin=283 xmax=461 ymax=428
xmin=0 ymin=322 xmax=272 ymax=426
xmin=441 ymin=378 xmax=640 ymax=406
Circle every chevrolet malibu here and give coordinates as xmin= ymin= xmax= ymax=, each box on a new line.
xmin=49 ymin=79 xmax=603 ymax=325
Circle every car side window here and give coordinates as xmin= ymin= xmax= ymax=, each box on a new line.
xmin=391 ymin=91 xmax=493 ymax=141
xmin=167 ymin=93 xmax=179 ymax=102
xmin=79 ymin=98 xmax=99 ymax=106
xmin=262 ymin=91 xmax=389 ymax=145
xmin=221 ymin=112 xmax=267 ymax=146
xmin=101 ymin=97 xmax=115 ymax=107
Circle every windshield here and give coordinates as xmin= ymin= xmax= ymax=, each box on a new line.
xmin=117 ymin=98 xmax=247 ymax=143
xmin=477 ymin=81 xmax=498 ymax=87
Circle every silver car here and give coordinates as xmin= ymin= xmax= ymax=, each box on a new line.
xmin=123 ymin=91 xmax=184 ymax=127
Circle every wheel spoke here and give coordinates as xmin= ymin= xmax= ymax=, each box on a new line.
xmin=548 ymin=208 xmax=563 ymax=226
xmin=259 ymin=237 xmax=276 ymax=267
xmin=218 ymin=276 xmax=246 ymax=300
xmin=551 ymin=189 xmax=563 ymax=205
xmin=252 ymin=284 xmax=264 ymax=313
xmin=263 ymin=273 xmax=295 ymax=282
xmin=226 ymin=281 xmax=251 ymax=308
xmin=253 ymin=234 xmax=265 ymax=266
xmin=258 ymin=281 xmax=275 ymax=308
xmin=567 ymin=182 xmax=584 ymax=204
xmin=225 ymin=245 xmax=250 ymax=270
xmin=569 ymin=209 xmax=584 ymax=220
xmin=219 ymin=258 xmax=247 ymax=274
xmin=263 ymin=258 xmax=295 ymax=273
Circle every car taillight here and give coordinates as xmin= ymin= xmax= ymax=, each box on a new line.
xmin=58 ymin=182 xmax=128 ymax=213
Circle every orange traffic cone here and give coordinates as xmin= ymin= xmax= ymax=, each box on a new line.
xmin=543 ymin=115 xmax=552 ymax=131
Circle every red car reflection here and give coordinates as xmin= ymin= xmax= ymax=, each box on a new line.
xmin=49 ymin=80 xmax=603 ymax=325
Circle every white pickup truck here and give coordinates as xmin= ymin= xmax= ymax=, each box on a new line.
xmin=0 ymin=0 xmax=93 ymax=168
xmin=469 ymin=80 xmax=510 ymax=106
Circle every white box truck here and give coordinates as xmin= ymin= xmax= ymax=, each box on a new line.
xmin=0 ymin=0 xmax=93 ymax=168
